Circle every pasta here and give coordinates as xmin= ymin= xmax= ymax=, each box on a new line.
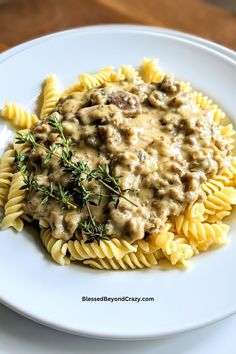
xmin=68 ymin=238 xmax=137 ymax=261
xmin=109 ymin=69 xmax=125 ymax=82
xmin=222 ymin=157 xmax=236 ymax=182
xmin=193 ymin=91 xmax=225 ymax=124
xmin=201 ymin=176 xmax=231 ymax=196
xmin=40 ymin=74 xmax=60 ymax=119
xmin=40 ymin=228 xmax=70 ymax=265
xmin=1 ymin=101 xmax=38 ymax=129
xmin=1 ymin=172 xmax=26 ymax=231
xmin=79 ymin=67 xmax=113 ymax=91
xmin=1 ymin=58 xmax=236 ymax=271
xmin=186 ymin=222 xmax=229 ymax=251
xmin=203 ymin=187 xmax=236 ymax=222
xmin=172 ymin=203 xmax=205 ymax=235
xmin=0 ymin=149 xmax=15 ymax=207
xmin=220 ymin=124 xmax=235 ymax=147
xmin=120 ymin=65 xmax=143 ymax=83
xmin=64 ymin=67 xmax=113 ymax=95
xmin=139 ymin=58 xmax=164 ymax=83
xmin=151 ymin=231 xmax=194 ymax=265
xmin=84 ymin=250 xmax=158 ymax=270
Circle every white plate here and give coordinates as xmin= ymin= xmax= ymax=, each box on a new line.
xmin=1 ymin=25 xmax=235 ymax=63
xmin=0 ymin=26 xmax=236 ymax=340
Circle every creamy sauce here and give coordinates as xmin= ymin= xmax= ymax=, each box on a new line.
xmin=24 ymin=75 xmax=231 ymax=242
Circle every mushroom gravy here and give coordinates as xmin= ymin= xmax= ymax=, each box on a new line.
xmin=24 ymin=75 xmax=231 ymax=242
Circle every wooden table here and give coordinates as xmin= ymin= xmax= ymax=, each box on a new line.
xmin=0 ymin=0 xmax=236 ymax=52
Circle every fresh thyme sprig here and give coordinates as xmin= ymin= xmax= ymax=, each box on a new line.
xmin=23 ymin=174 xmax=77 ymax=209
xmin=15 ymin=151 xmax=77 ymax=209
xmin=15 ymin=126 xmax=138 ymax=207
xmin=48 ymin=112 xmax=72 ymax=153
xmin=79 ymin=217 xmax=109 ymax=244
xmin=15 ymin=151 xmax=27 ymax=173
xmin=91 ymin=165 xmax=138 ymax=208
xmin=14 ymin=114 xmax=139 ymax=243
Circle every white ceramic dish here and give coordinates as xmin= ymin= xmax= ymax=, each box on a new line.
xmin=0 ymin=26 xmax=236 ymax=340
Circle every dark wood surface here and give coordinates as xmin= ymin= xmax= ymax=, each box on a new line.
xmin=0 ymin=0 xmax=236 ymax=52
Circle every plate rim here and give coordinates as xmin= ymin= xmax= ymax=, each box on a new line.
xmin=0 ymin=24 xmax=235 ymax=66
xmin=0 ymin=25 xmax=236 ymax=340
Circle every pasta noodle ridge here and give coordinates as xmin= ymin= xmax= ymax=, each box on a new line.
xmin=83 ymin=250 xmax=158 ymax=270
xmin=1 ymin=172 xmax=26 ymax=231
xmin=0 ymin=148 xmax=15 ymax=207
xmin=68 ymin=238 xmax=137 ymax=261
xmin=40 ymin=228 xmax=70 ymax=265
xmin=2 ymin=101 xmax=38 ymax=129
xmin=40 ymin=74 xmax=60 ymax=120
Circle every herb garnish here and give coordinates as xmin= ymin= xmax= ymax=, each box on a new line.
xmin=15 ymin=151 xmax=77 ymax=209
xmin=15 ymin=113 xmax=139 ymax=243
xmin=79 ymin=218 xmax=109 ymax=244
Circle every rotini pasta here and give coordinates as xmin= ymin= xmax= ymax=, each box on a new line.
xmin=0 ymin=149 xmax=15 ymax=207
xmin=68 ymin=238 xmax=137 ymax=261
xmin=202 ymin=175 xmax=232 ymax=196
xmin=40 ymin=228 xmax=70 ymax=265
xmin=193 ymin=91 xmax=225 ymax=124
xmin=152 ymin=231 xmax=194 ymax=265
xmin=79 ymin=67 xmax=113 ymax=91
xmin=1 ymin=172 xmax=26 ymax=231
xmin=135 ymin=225 xmax=172 ymax=254
xmin=204 ymin=187 xmax=236 ymax=221
xmin=175 ymin=221 xmax=229 ymax=251
xmin=222 ymin=157 xmax=236 ymax=183
xmin=1 ymin=58 xmax=235 ymax=271
xmin=64 ymin=67 xmax=113 ymax=95
xmin=220 ymin=124 xmax=235 ymax=144
xmin=120 ymin=65 xmax=142 ymax=83
xmin=40 ymin=74 xmax=60 ymax=119
xmin=1 ymin=101 xmax=38 ymax=129
xmin=109 ymin=69 xmax=125 ymax=82
xmin=139 ymin=58 xmax=164 ymax=83
xmin=172 ymin=203 xmax=205 ymax=235
xmin=83 ymin=250 xmax=158 ymax=270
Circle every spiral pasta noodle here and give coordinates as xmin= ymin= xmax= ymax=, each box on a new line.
xmin=179 ymin=81 xmax=192 ymax=92
xmin=62 ymin=81 xmax=83 ymax=96
xmin=83 ymin=250 xmax=158 ymax=270
xmin=139 ymin=58 xmax=164 ymax=83
xmin=1 ymin=172 xmax=26 ymax=231
xmin=68 ymin=238 xmax=137 ymax=261
xmin=0 ymin=149 xmax=15 ymax=207
xmin=203 ymin=187 xmax=236 ymax=222
xmin=109 ymin=69 xmax=125 ymax=82
xmin=202 ymin=175 xmax=232 ymax=196
xmin=1 ymin=101 xmax=38 ymax=129
xmin=40 ymin=228 xmax=70 ymax=265
xmin=40 ymin=74 xmax=60 ymax=120
xmin=193 ymin=91 xmax=225 ymax=124
xmin=63 ymin=67 xmax=114 ymax=95
xmin=193 ymin=222 xmax=229 ymax=251
xmin=79 ymin=67 xmax=113 ymax=91
xmin=135 ymin=225 xmax=172 ymax=254
xmin=175 ymin=221 xmax=229 ymax=251
xmin=221 ymin=157 xmax=236 ymax=183
xmin=172 ymin=203 xmax=205 ymax=236
xmin=120 ymin=65 xmax=143 ymax=83
xmin=152 ymin=231 xmax=194 ymax=265
xmin=220 ymin=124 xmax=235 ymax=145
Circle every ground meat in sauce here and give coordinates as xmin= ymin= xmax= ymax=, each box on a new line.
xmin=23 ymin=75 xmax=231 ymax=242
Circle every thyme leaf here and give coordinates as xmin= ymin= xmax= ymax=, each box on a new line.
xmin=79 ymin=218 xmax=109 ymax=244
